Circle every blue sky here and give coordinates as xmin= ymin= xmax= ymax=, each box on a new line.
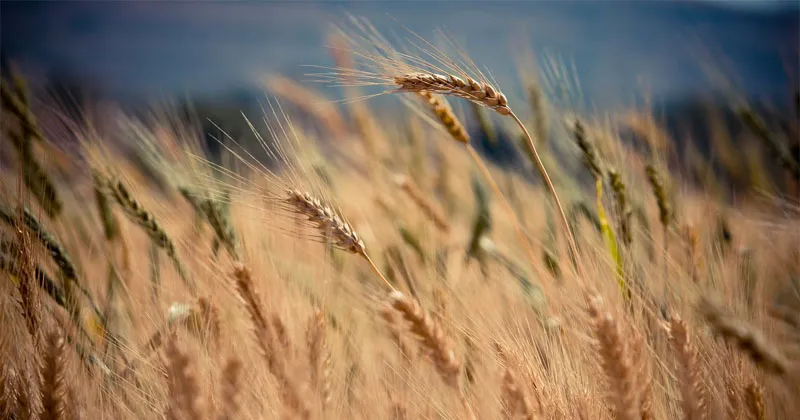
xmin=2 ymin=1 xmax=797 ymax=107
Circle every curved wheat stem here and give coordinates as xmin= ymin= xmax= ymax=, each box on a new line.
xmin=396 ymin=72 xmax=581 ymax=275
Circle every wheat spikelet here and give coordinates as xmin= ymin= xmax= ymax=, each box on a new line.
xmin=101 ymin=176 xmax=195 ymax=291
xmin=744 ymin=382 xmax=766 ymax=420
xmin=572 ymin=120 xmax=603 ymax=181
xmin=395 ymin=72 xmax=511 ymax=115
xmin=285 ymin=189 xmax=365 ymax=255
xmin=416 ymin=91 xmax=470 ymax=143
xmin=231 ymin=263 xmax=309 ymax=419
xmin=496 ymin=344 xmax=537 ymax=420
xmin=216 ymin=358 xmax=242 ymax=420
xmin=179 ymin=186 xmax=239 ymax=260
xmin=379 ymin=304 xmax=413 ymax=362
xmin=389 ymin=291 xmax=460 ymax=388
xmin=608 ymin=168 xmax=633 ymax=246
xmin=40 ymin=332 xmax=67 ymax=420
xmin=699 ymin=298 xmax=789 ymax=375
xmin=645 ymin=163 xmax=672 ymax=228
xmin=666 ymin=315 xmax=708 ymax=420
xmin=164 ymin=339 xmax=202 ymax=420
xmin=393 ymin=174 xmax=450 ymax=234
xmin=586 ymin=295 xmax=642 ymax=420
xmin=307 ymin=308 xmax=332 ymax=410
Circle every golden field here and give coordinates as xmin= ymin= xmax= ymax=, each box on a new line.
xmin=1 ymin=20 xmax=799 ymax=420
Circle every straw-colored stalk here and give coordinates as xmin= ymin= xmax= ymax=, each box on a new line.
xmin=396 ymin=72 xmax=582 ymax=275
xmin=415 ymin=91 xmax=540 ymax=278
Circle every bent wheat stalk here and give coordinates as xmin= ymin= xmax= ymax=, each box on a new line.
xmin=415 ymin=92 xmax=540 ymax=278
xmin=397 ymin=73 xmax=581 ymax=275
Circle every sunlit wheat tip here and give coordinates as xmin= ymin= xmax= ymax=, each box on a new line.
xmin=395 ymin=72 xmax=511 ymax=115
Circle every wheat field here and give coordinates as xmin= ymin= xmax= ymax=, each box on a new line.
xmin=1 ymin=17 xmax=799 ymax=420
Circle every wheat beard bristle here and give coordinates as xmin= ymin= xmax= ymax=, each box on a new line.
xmin=394 ymin=72 xmax=511 ymax=116
xmin=285 ymin=189 xmax=366 ymax=255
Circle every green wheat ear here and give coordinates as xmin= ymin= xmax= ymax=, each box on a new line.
xmin=465 ymin=174 xmax=492 ymax=275
xmin=1 ymin=78 xmax=63 ymax=218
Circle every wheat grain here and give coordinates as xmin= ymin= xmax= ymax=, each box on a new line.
xmin=389 ymin=291 xmax=460 ymax=388
xmin=164 ymin=339 xmax=202 ymax=420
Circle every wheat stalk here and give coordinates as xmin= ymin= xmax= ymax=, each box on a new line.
xmin=389 ymin=291 xmax=460 ymax=388
xmin=307 ymin=308 xmax=332 ymax=410
xmin=164 ymin=339 xmax=202 ymax=420
xmin=395 ymin=72 xmax=581 ymax=275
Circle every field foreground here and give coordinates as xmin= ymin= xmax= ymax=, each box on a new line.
xmin=1 ymin=21 xmax=800 ymax=420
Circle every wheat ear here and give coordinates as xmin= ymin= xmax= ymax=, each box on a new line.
xmin=389 ymin=291 xmax=460 ymax=387
xmin=416 ymin=91 xmax=470 ymax=143
xmin=307 ymin=308 xmax=332 ymax=410
xmin=744 ymin=382 xmax=766 ymax=420
xmin=164 ymin=339 xmax=202 ymax=420
xmin=101 ymin=176 xmax=195 ymax=292
xmin=284 ymin=189 xmax=395 ymax=291
xmin=496 ymin=344 xmax=538 ymax=420
xmin=396 ymin=72 xmax=581 ymax=275
xmin=231 ymin=263 xmax=310 ymax=419
xmin=666 ymin=315 xmax=708 ymax=420
xmin=216 ymin=358 xmax=242 ymax=420
xmin=40 ymin=332 xmax=67 ymax=420
xmin=586 ymin=295 xmax=642 ymax=420
xmin=699 ymin=298 xmax=788 ymax=375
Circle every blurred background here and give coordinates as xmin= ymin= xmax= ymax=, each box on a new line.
xmin=2 ymin=0 xmax=798 ymax=171
xmin=2 ymin=1 xmax=797 ymax=105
